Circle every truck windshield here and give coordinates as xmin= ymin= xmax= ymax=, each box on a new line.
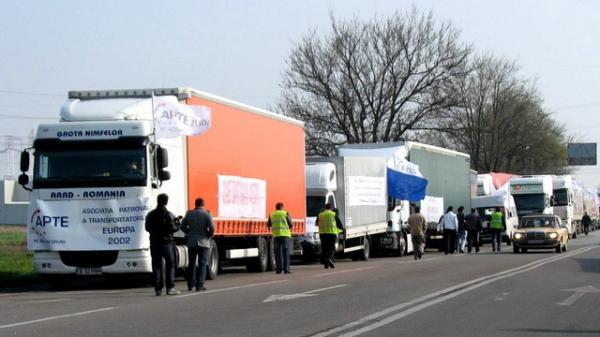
xmin=552 ymin=188 xmax=569 ymax=206
xmin=512 ymin=194 xmax=546 ymax=213
xmin=306 ymin=196 xmax=326 ymax=217
xmin=33 ymin=139 xmax=148 ymax=188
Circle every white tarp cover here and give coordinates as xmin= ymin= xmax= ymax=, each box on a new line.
xmin=421 ymin=196 xmax=444 ymax=223
xmin=347 ymin=176 xmax=386 ymax=206
xmin=153 ymin=96 xmax=211 ymax=139
xmin=27 ymin=198 xmax=151 ymax=250
xmin=218 ymin=175 xmax=266 ymax=219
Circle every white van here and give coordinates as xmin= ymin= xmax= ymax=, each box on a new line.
xmin=471 ymin=194 xmax=519 ymax=244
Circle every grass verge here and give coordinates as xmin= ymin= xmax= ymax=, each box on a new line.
xmin=0 ymin=225 xmax=38 ymax=288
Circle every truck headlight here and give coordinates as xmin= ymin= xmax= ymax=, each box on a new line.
xmin=547 ymin=232 xmax=558 ymax=239
xmin=514 ymin=233 xmax=524 ymax=240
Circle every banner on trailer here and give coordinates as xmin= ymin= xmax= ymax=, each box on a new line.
xmin=347 ymin=176 xmax=386 ymax=206
xmin=218 ymin=175 xmax=266 ymax=219
xmin=421 ymin=196 xmax=444 ymax=223
xmin=27 ymin=198 xmax=151 ymax=250
xmin=153 ymin=95 xmax=211 ymax=139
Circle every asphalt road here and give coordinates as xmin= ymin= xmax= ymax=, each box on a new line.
xmin=2 ymin=233 xmax=599 ymax=337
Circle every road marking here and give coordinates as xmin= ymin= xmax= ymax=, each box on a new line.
xmin=23 ymin=298 xmax=70 ymax=304
xmin=0 ymin=307 xmax=116 ymax=329
xmin=557 ymin=285 xmax=600 ymax=306
xmin=172 ymin=279 xmax=289 ymax=299
xmin=264 ymin=284 xmax=347 ymax=303
xmin=314 ymin=266 xmax=378 ymax=277
xmin=311 ymin=246 xmax=595 ymax=337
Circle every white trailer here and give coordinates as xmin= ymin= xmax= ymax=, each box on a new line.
xmin=510 ymin=175 xmax=554 ymax=218
xmin=552 ymin=175 xmax=577 ymax=238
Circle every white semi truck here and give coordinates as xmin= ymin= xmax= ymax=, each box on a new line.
xmin=301 ymin=156 xmax=389 ymax=261
xmin=552 ymin=175 xmax=578 ymax=238
xmin=510 ymin=175 xmax=554 ymax=219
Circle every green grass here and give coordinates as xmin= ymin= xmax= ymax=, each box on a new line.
xmin=0 ymin=225 xmax=38 ymax=288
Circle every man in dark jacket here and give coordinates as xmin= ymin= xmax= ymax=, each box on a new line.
xmin=465 ymin=208 xmax=482 ymax=253
xmin=456 ymin=206 xmax=467 ymax=253
xmin=181 ymin=197 xmax=215 ymax=291
xmin=582 ymin=212 xmax=592 ymax=235
xmin=145 ymin=193 xmax=180 ymax=296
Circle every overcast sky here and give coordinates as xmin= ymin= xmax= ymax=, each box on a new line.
xmin=1 ymin=0 xmax=599 ymax=188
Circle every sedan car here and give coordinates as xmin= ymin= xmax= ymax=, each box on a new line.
xmin=512 ymin=214 xmax=569 ymax=253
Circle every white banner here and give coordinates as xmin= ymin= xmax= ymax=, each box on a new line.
xmin=153 ymin=95 xmax=211 ymax=139
xmin=218 ymin=175 xmax=266 ymax=219
xmin=421 ymin=196 xmax=444 ymax=223
xmin=27 ymin=198 xmax=151 ymax=250
xmin=347 ymin=176 xmax=386 ymax=206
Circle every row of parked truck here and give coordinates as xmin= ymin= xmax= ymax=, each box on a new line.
xmin=16 ymin=87 xmax=597 ymax=279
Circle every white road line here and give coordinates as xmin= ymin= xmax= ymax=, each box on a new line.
xmin=304 ymin=284 xmax=347 ymax=294
xmin=23 ymin=298 xmax=70 ymax=304
xmin=171 ymin=279 xmax=289 ymax=298
xmin=0 ymin=307 xmax=116 ymax=329
xmin=312 ymin=246 xmax=595 ymax=337
xmin=314 ymin=266 xmax=378 ymax=277
xmin=557 ymin=292 xmax=585 ymax=306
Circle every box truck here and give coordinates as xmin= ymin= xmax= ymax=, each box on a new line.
xmin=18 ymin=88 xmax=306 ymax=278
xmin=301 ymin=156 xmax=388 ymax=261
xmin=552 ymin=175 xmax=578 ymax=238
xmin=510 ymin=175 xmax=554 ymax=219
xmin=337 ymin=141 xmax=471 ymax=251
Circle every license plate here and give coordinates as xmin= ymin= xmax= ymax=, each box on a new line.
xmin=76 ymin=267 xmax=102 ymax=275
xmin=527 ymin=240 xmax=543 ymax=244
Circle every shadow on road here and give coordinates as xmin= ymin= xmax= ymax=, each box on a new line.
xmin=573 ymin=257 xmax=600 ymax=273
xmin=502 ymin=328 xmax=600 ymax=334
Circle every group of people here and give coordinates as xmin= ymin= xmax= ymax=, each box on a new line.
xmin=407 ymin=204 xmax=507 ymax=260
xmin=145 ymin=196 xmax=344 ymax=296
xmin=145 ymin=194 xmax=215 ymax=296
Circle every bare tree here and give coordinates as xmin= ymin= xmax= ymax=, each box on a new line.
xmin=277 ymin=9 xmax=470 ymax=155
xmin=433 ymin=54 xmax=571 ymax=175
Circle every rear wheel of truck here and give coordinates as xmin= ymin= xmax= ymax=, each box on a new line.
xmin=206 ymin=239 xmax=219 ymax=280
xmin=357 ymin=237 xmax=371 ymax=261
xmin=247 ymin=236 xmax=268 ymax=272
xmin=394 ymin=234 xmax=406 ymax=257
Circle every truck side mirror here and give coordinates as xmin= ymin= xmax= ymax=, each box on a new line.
xmin=157 ymin=146 xmax=168 ymax=168
xmin=18 ymin=173 xmax=29 ymax=186
xmin=158 ymin=170 xmax=171 ymax=181
xmin=20 ymin=151 xmax=29 ymax=172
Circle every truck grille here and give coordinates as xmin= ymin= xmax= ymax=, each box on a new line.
xmin=526 ymin=232 xmax=545 ymax=240
xmin=59 ymin=251 xmax=118 ymax=268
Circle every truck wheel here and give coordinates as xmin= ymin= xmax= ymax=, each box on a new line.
xmin=247 ymin=237 xmax=268 ymax=272
xmin=358 ymin=237 xmax=370 ymax=261
xmin=395 ymin=234 xmax=406 ymax=257
xmin=513 ymin=246 xmax=519 ymax=254
xmin=206 ymin=239 xmax=219 ymax=280
xmin=266 ymin=237 xmax=276 ymax=272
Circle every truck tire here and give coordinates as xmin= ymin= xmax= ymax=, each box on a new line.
xmin=394 ymin=234 xmax=406 ymax=257
xmin=358 ymin=237 xmax=371 ymax=261
xmin=246 ymin=236 xmax=268 ymax=273
xmin=206 ymin=239 xmax=219 ymax=280
xmin=267 ymin=237 xmax=276 ymax=272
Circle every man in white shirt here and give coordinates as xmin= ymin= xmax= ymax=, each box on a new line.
xmin=441 ymin=206 xmax=458 ymax=254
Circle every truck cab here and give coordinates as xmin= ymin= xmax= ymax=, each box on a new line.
xmin=552 ymin=175 xmax=576 ymax=238
xmin=471 ymin=194 xmax=519 ymax=244
xmin=510 ymin=175 xmax=554 ymax=219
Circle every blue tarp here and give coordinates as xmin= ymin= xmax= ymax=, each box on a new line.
xmin=387 ymin=168 xmax=428 ymax=201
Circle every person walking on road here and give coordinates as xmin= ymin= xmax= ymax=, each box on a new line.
xmin=582 ymin=212 xmax=592 ymax=235
xmin=456 ymin=206 xmax=467 ymax=253
xmin=316 ymin=203 xmax=344 ymax=269
xmin=490 ymin=207 xmax=506 ymax=252
xmin=465 ymin=208 xmax=482 ymax=253
xmin=145 ymin=193 xmax=181 ymax=296
xmin=408 ymin=206 xmax=428 ymax=260
xmin=181 ymin=197 xmax=215 ymax=292
xmin=441 ymin=206 xmax=458 ymax=254
xmin=267 ymin=202 xmax=293 ymax=274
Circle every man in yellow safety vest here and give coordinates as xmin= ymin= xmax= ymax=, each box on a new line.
xmin=316 ymin=203 xmax=344 ymax=269
xmin=268 ymin=202 xmax=293 ymax=274
xmin=490 ymin=207 xmax=506 ymax=253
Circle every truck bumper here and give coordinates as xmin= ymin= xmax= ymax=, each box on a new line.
xmin=33 ymin=250 xmax=152 ymax=275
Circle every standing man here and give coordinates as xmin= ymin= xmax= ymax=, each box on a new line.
xmin=408 ymin=206 xmax=427 ymax=260
xmin=181 ymin=198 xmax=215 ymax=291
xmin=316 ymin=203 xmax=344 ymax=269
xmin=456 ymin=206 xmax=467 ymax=253
xmin=441 ymin=206 xmax=458 ymax=254
xmin=582 ymin=212 xmax=591 ymax=235
xmin=267 ymin=202 xmax=293 ymax=274
xmin=465 ymin=208 xmax=482 ymax=253
xmin=490 ymin=207 xmax=506 ymax=252
xmin=145 ymin=193 xmax=180 ymax=296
